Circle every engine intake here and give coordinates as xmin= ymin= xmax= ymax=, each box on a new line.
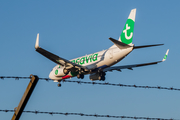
xmin=55 ymin=67 xmax=69 ymax=77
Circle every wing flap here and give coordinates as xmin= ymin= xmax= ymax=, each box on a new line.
xmin=103 ymin=61 xmax=160 ymax=72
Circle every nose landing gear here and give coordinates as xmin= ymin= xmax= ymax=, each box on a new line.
xmin=57 ymin=81 xmax=61 ymax=87
xmin=57 ymin=83 xmax=61 ymax=87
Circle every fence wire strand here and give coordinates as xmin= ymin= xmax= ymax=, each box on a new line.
xmin=0 ymin=109 xmax=176 ymax=120
xmin=0 ymin=76 xmax=179 ymax=120
xmin=0 ymin=76 xmax=180 ymax=91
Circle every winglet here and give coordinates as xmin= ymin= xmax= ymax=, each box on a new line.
xmin=35 ymin=33 xmax=39 ymax=49
xmin=162 ymin=49 xmax=169 ymax=62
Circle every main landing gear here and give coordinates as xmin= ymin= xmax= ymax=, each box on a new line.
xmin=99 ymin=76 xmax=105 ymax=81
xmin=77 ymin=74 xmax=84 ymax=79
xmin=99 ymin=72 xmax=106 ymax=81
xmin=77 ymin=68 xmax=85 ymax=79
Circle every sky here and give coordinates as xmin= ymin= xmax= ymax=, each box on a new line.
xmin=0 ymin=0 xmax=180 ymax=120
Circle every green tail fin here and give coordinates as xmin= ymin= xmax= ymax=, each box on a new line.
xmin=119 ymin=8 xmax=136 ymax=45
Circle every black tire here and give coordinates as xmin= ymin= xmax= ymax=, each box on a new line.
xmin=57 ymin=84 xmax=61 ymax=87
xmin=101 ymin=76 xmax=105 ymax=81
xmin=80 ymin=74 xmax=84 ymax=79
xmin=101 ymin=72 xmax=106 ymax=76
xmin=77 ymin=74 xmax=81 ymax=79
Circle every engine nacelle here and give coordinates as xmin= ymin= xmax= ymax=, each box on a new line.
xmin=89 ymin=72 xmax=106 ymax=81
xmin=55 ymin=67 xmax=69 ymax=77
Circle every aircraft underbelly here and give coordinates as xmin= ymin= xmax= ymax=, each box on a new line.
xmin=102 ymin=47 xmax=133 ymax=67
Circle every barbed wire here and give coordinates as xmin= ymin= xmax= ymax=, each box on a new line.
xmin=0 ymin=109 xmax=176 ymax=120
xmin=0 ymin=76 xmax=180 ymax=91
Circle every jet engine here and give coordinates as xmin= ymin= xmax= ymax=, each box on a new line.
xmin=89 ymin=72 xmax=106 ymax=81
xmin=55 ymin=67 xmax=69 ymax=77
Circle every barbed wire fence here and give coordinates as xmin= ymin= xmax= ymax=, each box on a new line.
xmin=0 ymin=76 xmax=180 ymax=91
xmin=0 ymin=76 xmax=179 ymax=120
xmin=0 ymin=109 xmax=177 ymax=120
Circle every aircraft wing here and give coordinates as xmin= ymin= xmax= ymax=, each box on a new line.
xmin=35 ymin=33 xmax=89 ymax=71
xmin=103 ymin=49 xmax=169 ymax=72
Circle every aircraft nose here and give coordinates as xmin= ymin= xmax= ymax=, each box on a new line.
xmin=48 ymin=69 xmax=61 ymax=82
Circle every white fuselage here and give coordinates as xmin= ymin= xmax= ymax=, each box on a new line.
xmin=49 ymin=45 xmax=133 ymax=81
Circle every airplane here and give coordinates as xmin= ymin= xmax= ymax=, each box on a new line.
xmin=35 ymin=8 xmax=169 ymax=87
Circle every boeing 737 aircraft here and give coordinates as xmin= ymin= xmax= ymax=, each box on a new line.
xmin=35 ymin=9 xmax=169 ymax=87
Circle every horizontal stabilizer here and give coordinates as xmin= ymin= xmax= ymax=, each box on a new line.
xmin=133 ymin=44 xmax=164 ymax=49
xmin=109 ymin=37 xmax=132 ymax=49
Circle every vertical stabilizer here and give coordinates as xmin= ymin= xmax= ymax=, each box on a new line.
xmin=119 ymin=9 xmax=136 ymax=45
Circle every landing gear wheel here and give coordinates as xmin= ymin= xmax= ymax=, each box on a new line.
xmin=98 ymin=76 xmax=105 ymax=81
xmin=80 ymin=74 xmax=84 ymax=79
xmin=77 ymin=74 xmax=81 ymax=79
xmin=63 ymin=69 xmax=69 ymax=75
xmin=98 ymin=76 xmax=101 ymax=81
xmin=57 ymin=83 xmax=61 ymax=87
xmin=77 ymin=74 xmax=84 ymax=79
xmin=101 ymin=76 xmax=105 ymax=81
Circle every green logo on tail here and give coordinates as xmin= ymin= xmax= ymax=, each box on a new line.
xmin=120 ymin=19 xmax=134 ymax=44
